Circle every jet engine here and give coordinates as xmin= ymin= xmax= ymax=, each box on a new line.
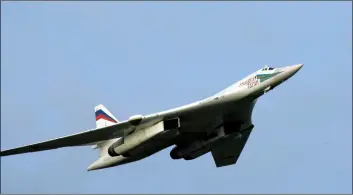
xmin=170 ymin=129 xmax=244 ymax=160
xmin=170 ymin=133 xmax=226 ymax=160
xmin=108 ymin=118 xmax=180 ymax=157
xmin=108 ymin=121 xmax=164 ymax=157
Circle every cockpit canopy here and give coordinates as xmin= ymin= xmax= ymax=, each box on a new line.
xmin=261 ymin=65 xmax=274 ymax=71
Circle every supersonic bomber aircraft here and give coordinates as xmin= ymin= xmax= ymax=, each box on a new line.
xmin=1 ymin=64 xmax=303 ymax=171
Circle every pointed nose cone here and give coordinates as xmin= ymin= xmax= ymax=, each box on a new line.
xmin=291 ymin=64 xmax=304 ymax=75
xmin=285 ymin=64 xmax=304 ymax=76
xmin=277 ymin=63 xmax=304 ymax=83
xmin=294 ymin=64 xmax=304 ymax=71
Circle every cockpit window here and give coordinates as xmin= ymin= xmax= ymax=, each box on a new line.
xmin=262 ymin=67 xmax=274 ymax=71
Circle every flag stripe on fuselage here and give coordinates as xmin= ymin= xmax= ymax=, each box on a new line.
xmin=256 ymin=72 xmax=281 ymax=82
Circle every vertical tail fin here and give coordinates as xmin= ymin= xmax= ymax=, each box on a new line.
xmin=95 ymin=104 xmax=119 ymax=128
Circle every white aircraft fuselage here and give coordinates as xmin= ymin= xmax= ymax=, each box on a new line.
xmin=87 ymin=64 xmax=303 ymax=171
xmin=0 ymin=64 xmax=303 ymax=172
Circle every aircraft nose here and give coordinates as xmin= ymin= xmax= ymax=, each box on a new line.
xmin=281 ymin=64 xmax=304 ymax=76
xmin=293 ymin=64 xmax=304 ymax=72
xmin=291 ymin=64 xmax=304 ymax=75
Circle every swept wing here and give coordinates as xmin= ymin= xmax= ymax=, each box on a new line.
xmin=0 ymin=121 xmax=134 ymax=157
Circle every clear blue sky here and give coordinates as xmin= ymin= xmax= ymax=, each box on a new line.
xmin=1 ymin=1 xmax=351 ymax=193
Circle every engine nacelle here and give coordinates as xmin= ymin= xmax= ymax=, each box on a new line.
xmin=107 ymin=138 xmax=124 ymax=157
xmin=170 ymin=127 xmax=246 ymax=160
xmin=170 ymin=133 xmax=224 ymax=160
xmin=170 ymin=146 xmax=183 ymax=159
xmin=108 ymin=121 xmax=164 ymax=157
xmin=184 ymin=147 xmax=210 ymax=160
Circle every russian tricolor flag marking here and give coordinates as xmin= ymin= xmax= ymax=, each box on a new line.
xmin=95 ymin=109 xmax=117 ymax=123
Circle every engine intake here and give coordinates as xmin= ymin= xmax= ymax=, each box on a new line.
xmin=164 ymin=118 xmax=180 ymax=130
xmin=107 ymin=138 xmax=124 ymax=157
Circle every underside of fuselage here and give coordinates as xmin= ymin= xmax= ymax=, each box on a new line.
xmin=89 ymin=98 xmax=258 ymax=171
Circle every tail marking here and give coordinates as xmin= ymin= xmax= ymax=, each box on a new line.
xmin=95 ymin=109 xmax=118 ymax=123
